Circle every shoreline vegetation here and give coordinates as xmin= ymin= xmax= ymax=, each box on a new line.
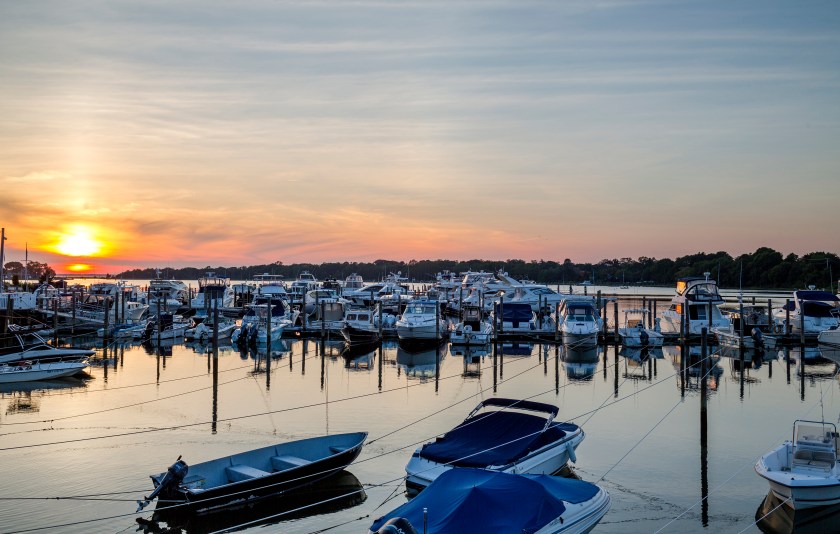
xmin=1 ymin=248 xmax=836 ymax=292
xmin=111 ymin=248 xmax=837 ymax=292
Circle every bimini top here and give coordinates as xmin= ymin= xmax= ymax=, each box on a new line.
xmin=370 ymin=468 xmax=600 ymax=533
xmin=494 ymin=302 xmax=533 ymax=321
xmin=794 ymin=290 xmax=840 ymax=303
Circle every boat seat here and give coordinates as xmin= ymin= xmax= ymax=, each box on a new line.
xmin=225 ymin=464 xmax=270 ymax=482
xmin=270 ymin=454 xmax=311 ymax=471
xmin=329 ymin=445 xmax=350 ymax=454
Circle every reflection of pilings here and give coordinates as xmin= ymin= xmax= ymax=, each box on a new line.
xmin=554 ymin=344 xmax=559 ymax=394
xmin=266 ymin=339 xmax=271 ymax=391
xmin=212 ymin=343 xmax=218 ymax=434
xmin=492 ymin=341 xmax=498 ymax=393
xmin=543 ymin=344 xmax=548 ymax=375
xmin=320 ymin=340 xmax=326 ymax=391
xmin=700 ymin=329 xmax=709 ymax=527
xmin=680 ymin=343 xmax=686 ymax=398
xmin=613 ymin=342 xmax=619 ymax=398
xmin=103 ymin=343 xmax=109 ymax=383
xmin=378 ymin=344 xmax=383 ymax=391
xmin=800 ymin=347 xmax=805 ymax=401
xmin=300 ymin=339 xmax=305 ymax=375
xmin=156 ymin=351 xmax=161 ymax=384
xmin=435 ymin=344 xmax=440 ymax=393
xmin=785 ymin=346 xmax=791 ymax=384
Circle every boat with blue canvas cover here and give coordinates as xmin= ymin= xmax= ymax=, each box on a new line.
xmin=370 ymin=468 xmax=610 ymax=534
xmin=404 ymin=398 xmax=584 ymax=493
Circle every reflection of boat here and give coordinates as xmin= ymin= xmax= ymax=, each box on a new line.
xmin=371 ymin=468 xmax=610 ymax=534
xmin=396 ymin=343 xmax=444 ymax=379
xmin=404 ymin=398 xmax=584 ymax=493
xmin=0 ymin=360 xmax=89 ymax=383
xmin=618 ymin=309 xmax=663 ymax=348
xmin=819 ymin=328 xmax=840 ymax=348
xmin=138 ymin=432 xmax=367 ymax=513
xmin=755 ymin=420 xmax=840 ymax=509
xmin=754 ymin=489 xmax=840 ymax=533
xmin=500 ymin=342 xmax=533 ymax=356
xmin=343 ymin=346 xmax=376 ymax=370
xmin=153 ymin=470 xmax=366 ymax=530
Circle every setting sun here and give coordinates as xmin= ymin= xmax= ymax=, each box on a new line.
xmin=48 ymin=225 xmax=104 ymax=257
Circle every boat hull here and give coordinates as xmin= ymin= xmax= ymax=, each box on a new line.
xmin=0 ymin=361 xmax=88 ymax=383
xmin=755 ymin=441 xmax=840 ymax=509
xmin=151 ymin=432 xmax=367 ymax=514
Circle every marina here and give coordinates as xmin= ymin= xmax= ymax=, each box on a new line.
xmin=0 ymin=275 xmax=839 ymax=533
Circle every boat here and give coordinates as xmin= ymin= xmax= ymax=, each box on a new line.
xmin=184 ymin=317 xmax=237 ymax=342
xmin=342 ymin=273 xmax=365 ymax=294
xmin=558 ymin=298 xmax=602 ymax=347
xmin=659 ymin=273 xmax=729 ymax=335
xmin=774 ymin=290 xmax=840 ymax=335
xmin=371 ymin=468 xmax=610 ymax=534
xmin=0 ymin=360 xmax=89 ymax=383
xmin=341 ymin=306 xmax=383 ymax=346
xmin=190 ymin=273 xmax=235 ymax=316
xmin=755 ymin=419 xmax=840 ymax=509
xmin=404 ymin=398 xmax=584 ymax=493
xmin=617 ymin=308 xmax=664 ymax=348
xmin=395 ymin=299 xmax=447 ymax=345
xmin=0 ymin=327 xmax=95 ymax=364
xmin=491 ymin=301 xmax=539 ymax=334
xmin=449 ymin=303 xmax=492 ymax=345
xmin=144 ymin=272 xmax=189 ymax=314
xmin=819 ymin=327 xmax=840 ymax=348
xmin=136 ymin=313 xmax=192 ymax=341
xmin=286 ymin=271 xmax=319 ymax=306
xmin=137 ymin=431 xmax=368 ymax=514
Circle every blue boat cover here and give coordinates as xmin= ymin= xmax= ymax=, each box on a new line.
xmin=370 ymin=468 xmax=600 ymax=533
xmin=796 ymin=291 xmax=839 ymax=302
xmin=419 ymin=411 xmax=576 ymax=467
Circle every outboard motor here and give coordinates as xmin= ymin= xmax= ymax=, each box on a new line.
xmin=141 ymin=320 xmax=155 ymax=341
xmin=373 ymin=517 xmax=418 ymax=534
xmin=639 ymin=329 xmax=649 ymax=347
xmin=751 ymin=327 xmax=764 ymax=350
xmin=136 ymin=457 xmax=188 ymax=512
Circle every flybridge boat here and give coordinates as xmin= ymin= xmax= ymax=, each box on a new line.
xmin=659 ymin=274 xmax=729 ymax=336
xmin=144 ymin=272 xmax=189 ymax=314
xmin=774 ymin=290 xmax=840 ymax=335
xmin=404 ymin=398 xmax=584 ymax=494
xmin=190 ymin=273 xmax=235 ymax=315
xmin=137 ymin=432 xmax=367 ymax=514
xmin=449 ymin=304 xmax=492 ymax=345
xmin=371 ymin=468 xmax=610 ymax=534
xmin=755 ymin=420 xmax=840 ymax=509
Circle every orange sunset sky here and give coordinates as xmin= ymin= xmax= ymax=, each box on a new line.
xmin=1 ymin=1 xmax=838 ymax=275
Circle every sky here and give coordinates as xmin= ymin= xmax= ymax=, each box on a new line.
xmin=1 ymin=0 xmax=838 ymax=274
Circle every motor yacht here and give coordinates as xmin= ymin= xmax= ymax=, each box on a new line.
xmin=658 ymin=274 xmax=729 ymax=336
xmin=396 ymin=299 xmax=447 ymax=344
xmin=558 ymin=298 xmax=602 ymax=347
xmin=773 ymin=290 xmax=840 ymax=335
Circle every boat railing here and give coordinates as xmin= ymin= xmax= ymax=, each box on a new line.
xmin=792 ymin=420 xmax=839 ymax=468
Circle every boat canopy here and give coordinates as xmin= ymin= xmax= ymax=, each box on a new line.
xmin=495 ymin=302 xmax=533 ymax=322
xmin=418 ymin=410 xmax=575 ymax=468
xmin=795 ymin=291 xmax=840 ymax=303
xmin=370 ymin=468 xmax=599 ymax=533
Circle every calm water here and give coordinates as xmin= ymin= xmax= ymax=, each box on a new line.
xmin=1 ymin=288 xmax=839 ymax=533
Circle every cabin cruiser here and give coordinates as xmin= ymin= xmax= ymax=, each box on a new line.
xmin=287 ymin=271 xmax=319 ymax=306
xmin=190 ymin=273 xmax=235 ymax=315
xmin=0 ymin=327 xmax=94 ymax=364
xmin=658 ymin=274 xmax=729 ymax=335
xmin=342 ymin=273 xmax=364 ymax=294
xmin=144 ymin=272 xmax=189 ymax=314
xmin=755 ymin=420 xmax=840 ymax=509
xmin=303 ymin=289 xmax=350 ymax=316
xmin=343 ymin=273 xmax=410 ymax=308
xmin=76 ymin=282 xmax=149 ymax=325
xmin=396 ymin=299 xmax=447 ymax=344
xmin=773 ymin=290 xmax=840 ymax=335
xmin=558 ymin=298 xmax=602 ymax=347
xmin=232 ymin=296 xmax=298 ymax=346
xmin=491 ymin=302 xmax=539 ymax=334
xmin=714 ymin=303 xmax=777 ymax=350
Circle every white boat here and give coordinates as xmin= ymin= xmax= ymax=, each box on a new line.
xmin=144 ymin=272 xmax=189 ymax=314
xmin=617 ymin=308 xmax=664 ymax=348
xmin=342 ymin=273 xmax=364 ymax=294
xmin=558 ymin=298 xmax=602 ymax=347
xmin=190 ymin=273 xmax=235 ymax=315
xmin=0 ymin=328 xmax=95 ymax=364
xmin=405 ymin=398 xmax=585 ymax=493
xmin=135 ymin=314 xmax=192 ymax=341
xmin=0 ymin=360 xmax=89 ymax=383
xmin=491 ymin=301 xmax=540 ymax=334
xmin=395 ymin=299 xmax=447 ymax=343
xmin=659 ymin=274 xmax=729 ymax=335
xmin=184 ymin=318 xmax=237 ymax=342
xmin=774 ymin=290 xmax=840 ymax=335
xmin=371 ymin=468 xmax=610 ymax=534
xmin=713 ymin=323 xmax=777 ymax=351
xmin=449 ymin=304 xmax=492 ymax=345
xmin=755 ymin=420 xmax=840 ymax=509
xmin=0 ymin=290 xmax=37 ymax=311
xmin=287 ymin=271 xmax=319 ymax=306
xmin=303 ymin=288 xmax=350 ymax=317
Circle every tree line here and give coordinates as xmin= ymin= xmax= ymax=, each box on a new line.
xmin=112 ymin=247 xmax=839 ymax=292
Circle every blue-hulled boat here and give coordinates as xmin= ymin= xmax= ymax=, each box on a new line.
xmin=404 ymin=398 xmax=584 ymax=493
xmin=371 ymin=468 xmax=610 ymax=534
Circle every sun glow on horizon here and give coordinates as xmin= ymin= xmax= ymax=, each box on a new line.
xmin=48 ymin=224 xmax=105 ymax=257
xmin=66 ymin=263 xmax=94 ymax=272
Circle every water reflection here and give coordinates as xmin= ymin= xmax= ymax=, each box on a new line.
xmin=343 ymin=345 xmax=376 ymax=371
xmin=755 ymin=491 xmax=840 ymax=534
xmin=144 ymin=470 xmax=366 ymax=533
xmin=619 ymin=346 xmax=662 ymax=382
xmin=561 ymin=344 xmax=600 ymax=381
xmin=396 ymin=342 xmax=446 ymax=381
xmin=663 ymin=344 xmax=723 ymax=393
xmin=449 ymin=343 xmax=489 ymax=378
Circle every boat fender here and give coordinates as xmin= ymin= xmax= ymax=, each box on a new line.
xmin=374 ymin=518 xmax=418 ymax=534
xmin=566 ymin=441 xmax=577 ymax=463
xmin=137 ymin=457 xmax=188 ymax=512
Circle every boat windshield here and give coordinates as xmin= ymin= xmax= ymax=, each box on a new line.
xmin=405 ymin=304 xmax=437 ymax=315
xmin=567 ymin=305 xmax=594 ymax=320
